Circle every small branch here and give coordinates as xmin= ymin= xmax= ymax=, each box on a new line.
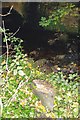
xmin=5 ymin=79 xmax=29 ymax=107
xmin=0 ymin=6 xmax=13 ymax=17
xmin=2 ymin=21 xmax=8 ymax=72
xmin=2 ymin=24 xmax=20 ymax=72
xmin=0 ymin=44 xmax=14 ymax=57
xmin=8 ymin=6 xmax=13 ymax=14
xmin=8 ymin=27 xmax=20 ymax=40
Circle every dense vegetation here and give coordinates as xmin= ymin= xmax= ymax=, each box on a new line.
xmin=39 ymin=3 xmax=78 ymax=32
xmin=0 ymin=2 xmax=79 ymax=118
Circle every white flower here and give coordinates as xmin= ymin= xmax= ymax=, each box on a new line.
xmin=13 ymin=69 xmax=17 ymax=75
xmin=18 ymin=70 xmax=25 ymax=76
xmin=57 ymin=96 xmax=62 ymax=101
xmin=67 ymin=92 xmax=71 ymax=97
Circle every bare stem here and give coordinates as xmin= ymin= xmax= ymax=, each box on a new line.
xmin=0 ymin=6 xmax=13 ymax=17
xmin=2 ymin=21 xmax=9 ymax=77
xmin=8 ymin=27 xmax=20 ymax=40
xmin=4 ymin=79 xmax=29 ymax=107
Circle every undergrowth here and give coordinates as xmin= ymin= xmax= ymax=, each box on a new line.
xmin=0 ymin=27 xmax=79 ymax=118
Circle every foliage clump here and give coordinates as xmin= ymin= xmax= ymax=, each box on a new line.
xmin=0 ymin=3 xmax=79 ymax=117
xmin=39 ymin=3 xmax=78 ymax=33
xmin=0 ymin=26 xmax=79 ymax=118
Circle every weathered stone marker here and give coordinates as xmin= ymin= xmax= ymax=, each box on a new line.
xmin=30 ymin=79 xmax=55 ymax=111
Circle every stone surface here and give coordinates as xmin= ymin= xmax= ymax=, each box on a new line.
xmin=30 ymin=79 xmax=55 ymax=111
xmin=35 ymin=59 xmax=53 ymax=74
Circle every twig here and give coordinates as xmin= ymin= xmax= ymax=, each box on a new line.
xmin=0 ymin=44 xmax=14 ymax=57
xmin=2 ymin=24 xmax=20 ymax=71
xmin=8 ymin=27 xmax=20 ymax=40
xmin=5 ymin=78 xmax=29 ymax=107
xmin=2 ymin=21 xmax=8 ymax=71
xmin=0 ymin=6 xmax=13 ymax=17
xmin=2 ymin=21 xmax=9 ymax=73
